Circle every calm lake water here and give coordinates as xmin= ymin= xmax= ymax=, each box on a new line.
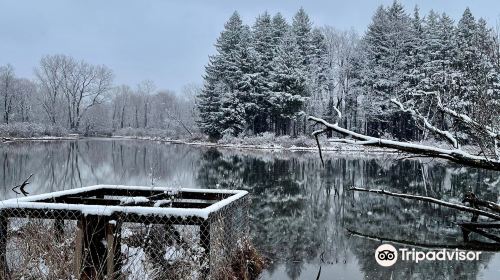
xmin=1 ymin=138 xmax=500 ymax=279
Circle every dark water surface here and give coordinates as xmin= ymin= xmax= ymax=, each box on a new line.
xmin=1 ymin=138 xmax=500 ymax=279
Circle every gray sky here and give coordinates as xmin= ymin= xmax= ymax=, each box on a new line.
xmin=0 ymin=0 xmax=499 ymax=93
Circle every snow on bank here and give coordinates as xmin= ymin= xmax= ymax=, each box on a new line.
xmin=0 ymin=185 xmax=248 ymax=220
xmin=3 ymin=134 xmax=468 ymax=156
xmin=111 ymin=135 xmax=399 ymax=154
xmin=1 ymin=135 xmax=80 ymax=143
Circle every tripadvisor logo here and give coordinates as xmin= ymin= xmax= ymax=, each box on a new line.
xmin=375 ymin=244 xmax=481 ymax=267
xmin=375 ymin=244 xmax=398 ymax=267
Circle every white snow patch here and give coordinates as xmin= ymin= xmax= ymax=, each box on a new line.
xmin=0 ymin=185 xmax=248 ymax=220
xmin=120 ymin=196 xmax=150 ymax=205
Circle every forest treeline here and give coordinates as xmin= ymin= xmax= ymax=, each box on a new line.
xmin=1 ymin=1 xmax=499 ymax=141
xmin=198 ymin=2 xmax=500 ymax=141
xmin=0 ymin=55 xmax=197 ymax=137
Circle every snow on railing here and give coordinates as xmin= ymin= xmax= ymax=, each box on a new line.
xmin=0 ymin=185 xmax=251 ymax=279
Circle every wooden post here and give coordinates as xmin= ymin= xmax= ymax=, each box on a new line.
xmin=73 ymin=219 xmax=84 ymax=277
xmin=0 ymin=213 xmax=9 ymax=280
xmin=200 ymin=220 xmax=210 ymax=278
xmin=73 ymin=215 xmax=108 ymax=280
xmin=106 ymin=219 xmax=122 ymax=279
xmin=54 ymin=219 xmax=64 ymax=241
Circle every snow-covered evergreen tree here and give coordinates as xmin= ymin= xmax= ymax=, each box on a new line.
xmin=197 ymin=12 xmax=250 ymax=139
xmin=269 ymin=31 xmax=308 ymax=135
xmin=405 ymin=6 xmax=425 ymax=95
xmin=271 ymin=13 xmax=289 ymax=47
xmin=452 ymin=7 xmax=479 ymax=109
xmin=307 ymin=28 xmax=332 ymax=120
xmin=197 ymin=4 xmax=499 ymax=141
xmin=251 ymin=12 xmax=275 ymax=133
xmin=291 ymin=8 xmax=313 ymax=67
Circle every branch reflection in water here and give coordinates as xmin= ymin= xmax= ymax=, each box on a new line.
xmin=0 ymin=138 xmax=499 ymax=279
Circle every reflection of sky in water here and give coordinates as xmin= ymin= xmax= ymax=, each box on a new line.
xmin=1 ymin=138 xmax=499 ymax=280
xmin=0 ymin=138 xmax=200 ymax=199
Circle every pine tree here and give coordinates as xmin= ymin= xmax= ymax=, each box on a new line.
xmin=436 ymin=13 xmax=456 ymax=93
xmin=308 ymin=28 xmax=332 ymax=116
xmin=358 ymin=1 xmax=417 ymax=138
xmin=198 ymin=12 xmax=249 ymax=139
xmin=292 ymin=8 xmax=313 ymax=67
xmin=271 ymin=13 xmax=289 ymax=46
xmin=453 ymin=7 xmax=479 ymax=108
xmin=405 ymin=6 xmax=425 ymax=94
xmin=251 ymin=12 xmax=275 ymax=133
xmin=420 ymin=10 xmax=441 ymax=91
xmin=361 ymin=5 xmax=391 ymax=102
xmin=253 ymin=12 xmax=274 ymax=73
xmin=269 ymin=31 xmax=308 ymax=135
xmin=470 ymin=18 xmax=500 ymax=123
xmin=197 ymin=58 xmax=224 ymax=139
xmin=234 ymin=25 xmax=262 ymax=135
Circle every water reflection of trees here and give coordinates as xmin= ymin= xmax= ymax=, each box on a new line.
xmin=0 ymin=140 xmax=200 ymax=199
xmin=196 ymin=149 xmax=499 ymax=279
xmin=1 ymin=141 xmax=499 ymax=279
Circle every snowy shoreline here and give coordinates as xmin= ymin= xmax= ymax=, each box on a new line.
xmin=110 ymin=135 xmax=400 ymax=154
xmin=2 ymin=134 xmax=461 ymax=156
xmin=1 ymin=135 xmax=81 ymax=143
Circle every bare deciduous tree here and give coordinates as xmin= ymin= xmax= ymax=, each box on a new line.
xmin=14 ymin=79 xmax=37 ymax=122
xmin=61 ymin=59 xmax=113 ymax=130
xmin=36 ymin=55 xmax=114 ymax=130
xmin=35 ymin=55 xmax=66 ymax=125
xmin=137 ymin=80 xmax=156 ymax=128
xmin=0 ymin=64 xmax=15 ymax=124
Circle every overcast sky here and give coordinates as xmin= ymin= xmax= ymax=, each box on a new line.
xmin=0 ymin=0 xmax=499 ymax=93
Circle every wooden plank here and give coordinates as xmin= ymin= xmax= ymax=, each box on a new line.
xmin=106 ymin=220 xmax=122 ymax=279
xmin=73 ymin=219 xmax=84 ymax=278
xmin=1 ymin=208 xmax=207 ymax=225
xmin=75 ymin=215 xmax=109 ymax=280
xmin=47 ymin=188 xmax=232 ymax=201
xmin=46 ymin=196 xmax=215 ymax=208
xmin=1 ymin=208 xmax=206 ymax=226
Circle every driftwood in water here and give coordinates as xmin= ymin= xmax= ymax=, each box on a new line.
xmin=349 ymin=187 xmax=500 ymax=220
xmin=350 ymin=187 xmax=500 ymax=244
xmin=346 ymin=228 xmax=500 ymax=251
xmin=459 ymin=223 xmax=500 ymax=243
xmin=463 ymin=192 xmax=500 ymax=213
xmin=11 ymin=174 xmax=33 ymax=196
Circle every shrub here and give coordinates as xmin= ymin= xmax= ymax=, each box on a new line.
xmin=0 ymin=123 xmax=69 ymax=138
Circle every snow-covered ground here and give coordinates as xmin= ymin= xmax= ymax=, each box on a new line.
xmin=1 ymin=135 xmax=80 ymax=143
xmin=111 ymin=135 xmax=396 ymax=153
xmin=110 ymin=134 xmax=473 ymax=155
xmin=3 ymin=132 xmax=480 ymax=156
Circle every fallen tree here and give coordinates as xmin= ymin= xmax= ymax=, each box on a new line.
xmin=309 ymin=83 xmax=500 ymax=171
xmin=309 ymin=115 xmax=500 ymax=171
xmin=310 ymin=86 xmax=500 ymax=244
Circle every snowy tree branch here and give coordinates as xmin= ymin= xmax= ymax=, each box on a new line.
xmin=390 ymin=98 xmax=459 ymax=149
